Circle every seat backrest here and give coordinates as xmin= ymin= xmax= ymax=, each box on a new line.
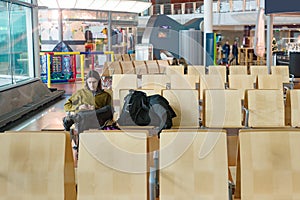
xmin=77 ymin=131 xmax=147 ymax=200
xmin=208 ymin=65 xmax=227 ymax=84
xmin=169 ymin=74 xmax=199 ymax=90
xmin=244 ymin=89 xmax=285 ymax=127
xmin=0 ymin=132 xmax=76 ymax=200
xmin=141 ymin=74 xmax=170 ymax=94
xmin=165 ymin=65 xmax=184 ymax=75
xmin=249 ymin=65 xmax=268 ymax=76
xmin=162 ymin=89 xmax=199 ymax=127
xmin=188 ymin=65 xmax=206 ymax=76
xmin=111 ymin=74 xmax=138 ymax=114
xmin=237 ymin=129 xmax=300 ymax=199
xmin=229 ymin=65 xmax=248 ymax=75
xmin=129 ymin=53 xmax=135 ymax=61
xmin=122 ymin=54 xmax=131 ymax=61
xmin=160 ymin=129 xmax=229 ymax=200
xmin=104 ymin=61 xmax=123 ymax=75
xmin=114 ymin=53 xmax=123 ymax=61
xmin=120 ymin=61 xmax=135 ymax=74
xmin=145 ymin=60 xmax=160 ymax=74
xmin=228 ymin=74 xmax=256 ymax=99
xmin=157 ymin=60 xmax=170 ymax=74
xmin=271 ymin=65 xmax=290 ymax=83
xmin=133 ymin=60 xmax=148 ymax=75
xmin=200 ymin=74 xmax=225 ymax=100
xmin=285 ymin=89 xmax=300 ymax=127
xmin=257 ymin=74 xmax=283 ymax=91
xmin=203 ymin=89 xmax=243 ymax=128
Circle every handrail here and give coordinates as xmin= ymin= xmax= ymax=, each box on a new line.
xmin=141 ymin=0 xmax=259 ymax=16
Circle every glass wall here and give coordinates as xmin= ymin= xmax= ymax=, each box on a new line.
xmin=0 ymin=0 xmax=36 ymax=88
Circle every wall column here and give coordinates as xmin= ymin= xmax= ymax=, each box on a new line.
xmin=204 ymin=0 xmax=213 ymax=66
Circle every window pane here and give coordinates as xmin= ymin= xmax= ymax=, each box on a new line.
xmin=0 ymin=1 xmax=33 ymax=87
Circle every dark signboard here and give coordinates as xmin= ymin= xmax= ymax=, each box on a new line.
xmin=265 ymin=0 xmax=300 ymax=14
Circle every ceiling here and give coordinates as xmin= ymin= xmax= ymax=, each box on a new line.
xmin=37 ymin=0 xmax=152 ymax=13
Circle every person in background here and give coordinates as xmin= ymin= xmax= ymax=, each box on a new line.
xmin=171 ymin=57 xmax=179 ymax=65
xmin=231 ymin=40 xmax=239 ymax=65
xmin=179 ymin=57 xmax=188 ymax=74
xmin=63 ymin=70 xmax=111 ymax=131
xmin=222 ymin=40 xmax=230 ymax=64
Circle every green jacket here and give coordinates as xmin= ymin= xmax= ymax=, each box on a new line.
xmin=64 ymin=89 xmax=111 ymax=112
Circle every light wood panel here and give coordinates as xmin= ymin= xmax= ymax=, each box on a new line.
xmin=133 ymin=61 xmax=148 ymax=75
xmin=271 ymin=65 xmax=290 ymax=83
xmin=169 ymin=74 xmax=199 ymax=90
xmin=0 ymin=132 xmax=76 ymax=200
xmin=145 ymin=60 xmax=160 ymax=74
xmin=229 ymin=65 xmax=248 ymax=75
xmin=111 ymin=74 xmax=138 ymax=100
xmin=200 ymin=75 xmax=225 ymax=100
xmin=244 ymin=89 xmax=285 ymax=127
xmin=228 ymin=74 xmax=256 ymax=99
xmin=165 ymin=65 xmax=184 ymax=75
xmin=141 ymin=74 xmax=170 ymax=94
xmin=203 ymin=89 xmax=243 ymax=128
xmin=160 ymin=129 xmax=229 ymax=200
xmin=162 ymin=89 xmax=199 ymax=127
xmin=249 ymin=65 xmax=268 ymax=76
xmin=257 ymin=74 xmax=283 ymax=91
xmin=285 ymin=89 xmax=300 ymax=127
xmin=77 ymin=131 xmax=147 ymax=200
xmin=120 ymin=61 xmax=135 ymax=74
xmin=157 ymin=60 xmax=170 ymax=74
xmin=237 ymin=129 xmax=300 ymax=200
xmin=208 ymin=65 xmax=227 ymax=85
xmin=188 ymin=65 xmax=206 ymax=76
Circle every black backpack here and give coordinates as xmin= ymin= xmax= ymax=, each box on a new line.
xmin=117 ymin=90 xmax=177 ymax=133
xmin=117 ymin=90 xmax=151 ymax=126
xmin=147 ymin=94 xmax=176 ymax=130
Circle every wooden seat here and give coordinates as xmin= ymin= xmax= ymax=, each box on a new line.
xmin=188 ymin=65 xmax=206 ymax=77
xmin=236 ymin=129 xmax=300 ymax=200
xmin=102 ymin=61 xmax=122 ymax=76
xmin=271 ymin=65 xmax=290 ymax=83
xmin=0 ymin=132 xmax=76 ymax=200
xmin=169 ymin=74 xmax=199 ymax=90
xmin=249 ymin=65 xmax=268 ymax=76
xmin=77 ymin=131 xmax=147 ymax=200
xmin=120 ymin=61 xmax=135 ymax=74
xmin=244 ymin=89 xmax=285 ymax=127
xmin=111 ymin=74 xmax=138 ymax=115
xmin=257 ymin=74 xmax=284 ymax=91
xmin=229 ymin=65 xmax=248 ymax=75
xmin=122 ymin=54 xmax=131 ymax=61
xmin=200 ymin=75 xmax=225 ymax=101
xmin=160 ymin=129 xmax=229 ymax=200
xmin=129 ymin=54 xmax=135 ymax=61
xmin=141 ymin=74 xmax=170 ymax=94
xmin=145 ymin=60 xmax=160 ymax=74
xmin=165 ymin=65 xmax=184 ymax=75
xmin=157 ymin=60 xmax=170 ymax=74
xmin=114 ymin=53 xmax=123 ymax=61
xmin=208 ymin=65 xmax=227 ymax=85
xmin=228 ymin=74 xmax=256 ymax=99
xmin=162 ymin=89 xmax=199 ymax=127
xmin=133 ymin=61 xmax=148 ymax=75
xmin=285 ymin=89 xmax=300 ymax=127
xmin=203 ymin=89 xmax=243 ymax=128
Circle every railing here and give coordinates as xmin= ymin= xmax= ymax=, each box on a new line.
xmin=140 ymin=0 xmax=260 ymax=16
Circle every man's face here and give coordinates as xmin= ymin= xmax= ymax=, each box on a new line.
xmin=87 ymin=77 xmax=99 ymax=91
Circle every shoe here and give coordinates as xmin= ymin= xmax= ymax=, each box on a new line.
xmin=63 ymin=116 xmax=74 ymax=131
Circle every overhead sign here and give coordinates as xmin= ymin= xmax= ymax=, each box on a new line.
xmin=265 ymin=0 xmax=300 ymax=14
